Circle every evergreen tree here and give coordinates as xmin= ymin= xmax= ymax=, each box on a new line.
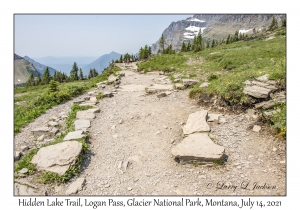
xmin=281 ymin=19 xmax=286 ymax=27
xmin=36 ymin=74 xmax=41 ymax=85
xmin=268 ymin=16 xmax=278 ymax=31
xmin=49 ymin=80 xmax=59 ymax=92
xmin=211 ymin=39 xmax=215 ymax=48
xmin=26 ymin=73 xmax=35 ymax=87
xmin=120 ymin=55 xmax=123 ymax=63
xmin=159 ymin=34 xmax=166 ymax=53
xmin=42 ymin=67 xmax=51 ymax=84
xmin=226 ymin=35 xmax=230 ymax=44
xmin=70 ymin=62 xmax=79 ymax=81
xmin=148 ymin=46 xmax=152 ymax=57
xmin=79 ymin=68 xmax=84 ymax=80
xmin=181 ymin=42 xmax=186 ymax=52
xmin=187 ymin=41 xmax=191 ymax=51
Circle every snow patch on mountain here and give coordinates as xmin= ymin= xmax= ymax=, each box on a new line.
xmin=187 ymin=18 xmax=206 ymax=22
xmin=184 ymin=26 xmax=206 ymax=39
xmin=239 ymin=29 xmax=253 ymax=34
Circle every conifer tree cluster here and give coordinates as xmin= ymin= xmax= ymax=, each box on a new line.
xmin=139 ymin=45 xmax=152 ymax=59
xmin=88 ymin=68 xmax=99 ymax=79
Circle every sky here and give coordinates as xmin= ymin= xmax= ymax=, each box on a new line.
xmin=14 ymin=14 xmax=193 ymax=58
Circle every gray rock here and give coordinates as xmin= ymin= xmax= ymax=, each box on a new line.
xmin=256 ymin=74 xmax=269 ymax=82
xmin=31 ymin=141 xmax=82 ymax=176
xmin=76 ymin=110 xmax=96 ymax=120
xmin=251 ymin=81 xmax=277 ymax=90
xmin=182 ymin=79 xmax=198 ymax=87
xmin=73 ymin=100 xmax=84 ymax=104
xmin=63 ymin=130 xmax=86 ymax=141
xmin=200 ymin=82 xmax=210 ymax=88
xmin=48 ymin=121 xmax=59 ymax=127
xmin=20 ymin=146 xmax=29 ymax=152
xmin=108 ymin=74 xmax=117 ymax=83
xmin=171 ymin=133 xmax=225 ymax=164
xmin=175 ymin=83 xmax=185 ymax=90
xmin=255 ymin=98 xmax=286 ymax=109
xmin=88 ymin=91 xmax=96 ymax=95
xmin=32 ymin=127 xmax=58 ymax=137
xmin=14 ymin=183 xmax=45 ymax=196
xmin=90 ymin=97 xmax=97 ymax=103
xmin=207 ymin=113 xmax=223 ymax=122
xmin=19 ymin=168 xmax=28 ymax=174
xmin=14 ymin=151 xmax=21 ymax=161
xmin=183 ymin=110 xmax=210 ymax=135
xmin=119 ymin=119 xmax=124 ymax=124
xmin=37 ymin=134 xmax=45 ymax=141
xmin=243 ymin=85 xmax=272 ymax=98
xmin=246 ymin=109 xmax=256 ymax=116
xmin=65 ymin=178 xmax=86 ymax=195
xmin=157 ymin=92 xmax=167 ymax=98
xmin=253 ymin=125 xmax=261 ymax=132
xmin=74 ymin=120 xmax=91 ymax=131
xmin=159 ymin=71 xmax=165 ymax=75
xmin=79 ymin=102 xmax=97 ymax=107
xmin=103 ymin=91 xmax=113 ymax=97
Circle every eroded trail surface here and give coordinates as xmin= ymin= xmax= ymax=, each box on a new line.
xmin=14 ymin=62 xmax=286 ymax=196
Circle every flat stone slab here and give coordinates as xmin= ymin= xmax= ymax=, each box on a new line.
xmin=63 ymin=130 xmax=86 ymax=141
xmin=119 ymin=84 xmax=147 ymax=92
xmin=65 ymin=178 xmax=86 ymax=195
xmin=79 ymin=102 xmax=97 ymax=107
xmin=76 ymin=110 xmax=96 ymax=120
xmin=31 ymin=141 xmax=82 ymax=176
xmin=182 ymin=79 xmax=198 ymax=87
xmin=207 ymin=113 xmax=224 ymax=122
xmin=253 ymin=125 xmax=261 ymax=132
xmin=31 ymin=127 xmax=58 ymax=137
xmin=243 ymin=85 xmax=272 ymax=99
xmin=183 ymin=110 xmax=210 ymax=135
xmin=171 ymin=133 xmax=225 ymax=164
xmin=74 ymin=120 xmax=91 ymax=131
xmin=14 ymin=183 xmax=45 ymax=196
xmin=146 ymin=84 xmax=173 ymax=93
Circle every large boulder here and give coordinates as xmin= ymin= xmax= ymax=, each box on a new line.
xmin=31 ymin=141 xmax=82 ymax=176
xmin=171 ymin=133 xmax=225 ymax=164
xmin=183 ymin=110 xmax=210 ymax=135
xmin=243 ymin=85 xmax=272 ymax=99
xmin=14 ymin=183 xmax=45 ymax=196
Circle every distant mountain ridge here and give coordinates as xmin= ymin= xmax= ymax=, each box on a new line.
xmin=23 ymin=56 xmax=57 ymax=76
xmin=151 ymin=14 xmax=286 ymax=53
xmin=14 ymin=53 xmax=39 ymax=86
xmin=82 ymin=51 xmax=121 ymax=76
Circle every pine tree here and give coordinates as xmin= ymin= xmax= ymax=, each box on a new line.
xmin=49 ymin=80 xmax=59 ymax=92
xmin=181 ymin=42 xmax=186 ymax=52
xmin=36 ymin=74 xmax=41 ymax=85
xmin=79 ymin=68 xmax=84 ymax=80
xmin=187 ymin=41 xmax=191 ymax=51
xmin=70 ymin=62 xmax=79 ymax=81
xmin=211 ymin=39 xmax=215 ymax=48
xmin=42 ymin=67 xmax=51 ymax=84
xmin=148 ymin=46 xmax=152 ymax=57
xmin=159 ymin=34 xmax=166 ymax=53
xmin=26 ymin=73 xmax=35 ymax=87
xmin=281 ymin=19 xmax=286 ymax=27
xmin=268 ymin=16 xmax=278 ymax=31
xmin=120 ymin=55 xmax=123 ymax=63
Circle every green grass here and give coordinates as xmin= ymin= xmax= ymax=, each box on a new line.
xmin=14 ymin=66 xmax=121 ymax=134
xmin=14 ymin=104 xmax=92 ymax=183
xmin=137 ymin=53 xmax=189 ymax=73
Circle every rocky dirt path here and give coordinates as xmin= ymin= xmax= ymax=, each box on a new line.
xmin=14 ymin=62 xmax=286 ymax=196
